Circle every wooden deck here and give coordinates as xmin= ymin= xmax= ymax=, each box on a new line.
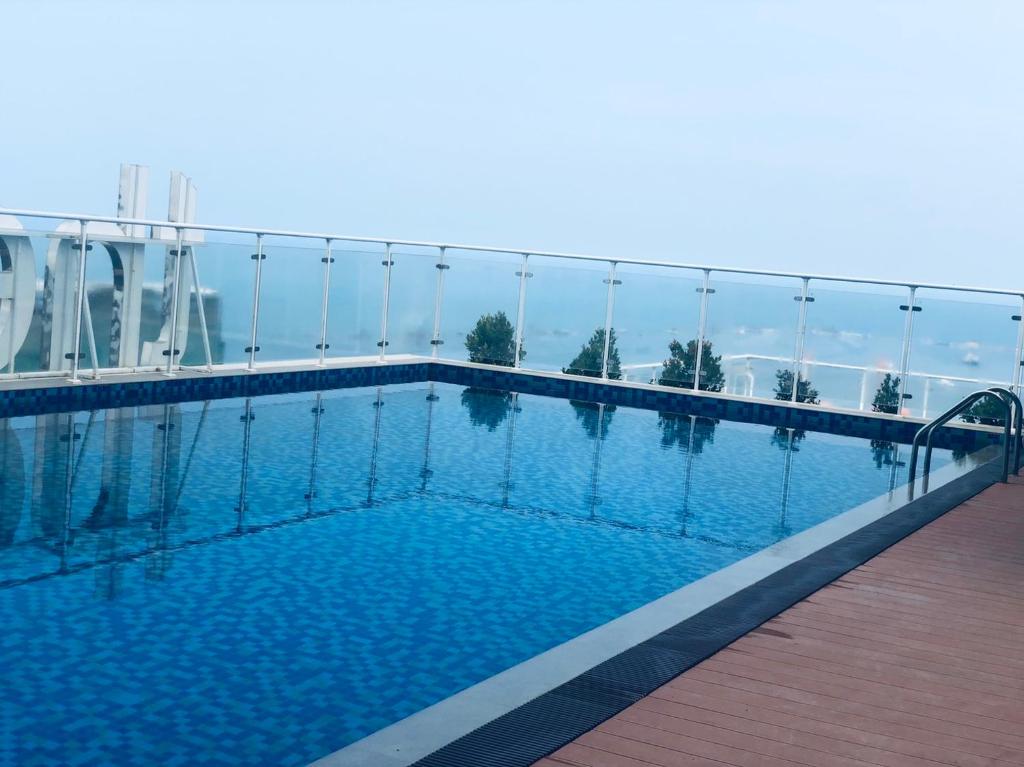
xmin=537 ymin=477 xmax=1024 ymax=767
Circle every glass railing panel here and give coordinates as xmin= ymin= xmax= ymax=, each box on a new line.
xmin=905 ymin=289 xmax=1020 ymax=419
xmin=387 ymin=248 xmax=441 ymax=357
xmin=612 ymin=264 xmax=703 ymax=385
xmin=704 ymin=274 xmax=803 ymax=401
xmin=189 ymin=237 xmax=257 ymax=365
xmin=437 ymin=250 xmax=522 ymax=366
xmin=520 ymin=257 xmax=609 ymax=376
xmin=800 ymin=282 xmax=909 ymax=412
xmin=326 ymin=247 xmax=386 ymax=359
xmin=254 ymin=237 xmax=326 ymax=364
xmin=2 ymin=221 xmax=85 ymax=376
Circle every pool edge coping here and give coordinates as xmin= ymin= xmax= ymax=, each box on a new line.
xmin=310 ymin=444 xmax=1003 ymax=767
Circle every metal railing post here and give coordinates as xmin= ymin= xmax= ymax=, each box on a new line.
xmin=3 ymin=240 xmax=14 ymax=375
xmin=896 ymin=286 xmax=918 ymax=412
xmin=791 ymin=277 xmax=811 ymax=402
xmin=69 ymin=220 xmax=89 ymax=383
xmin=988 ymin=386 xmax=1023 ymax=475
xmin=81 ymin=286 xmax=100 ymax=379
xmin=186 ymin=243 xmax=214 ymax=371
xmin=1013 ymin=296 xmax=1024 ymax=394
xmin=165 ymin=227 xmax=184 ymax=375
xmin=431 ymin=246 xmax=448 ymax=358
xmin=601 ymin=262 xmax=619 ymax=379
xmin=692 ymin=269 xmax=712 ymax=390
xmin=317 ymin=239 xmax=333 ymax=365
xmin=513 ymin=254 xmax=530 ymax=368
xmin=378 ymin=243 xmax=393 ymax=362
xmin=247 ymin=234 xmax=265 ymax=371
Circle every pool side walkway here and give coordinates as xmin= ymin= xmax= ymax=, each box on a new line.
xmin=536 ymin=477 xmax=1024 ymax=767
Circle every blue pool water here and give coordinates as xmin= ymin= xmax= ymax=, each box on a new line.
xmin=0 ymin=383 xmax=954 ymax=767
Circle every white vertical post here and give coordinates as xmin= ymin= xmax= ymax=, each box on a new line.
xmin=858 ymin=369 xmax=870 ymax=411
xmin=165 ymin=228 xmax=184 ymax=375
xmin=247 ymin=234 xmax=265 ymax=371
xmin=81 ymin=287 xmax=100 ymax=378
xmin=69 ymin=220 xmax=89 ymax=383
xmin=692 ymin=269 xmax=711 ymax=390
xmin=318 ymin=239 xmax=333 ymax=366
xmin=601 ymin=262 xmax=618 ymax=379
xmin=1012 ymin=296 xmax=1024 ymax=394
xmin=896 ymin=286 xmax=918 ymax=413
xmin=378 ymin=243 xmax=393 ymax=363
xmin=5 ymin=239 xmax=19 ymax=374
xmin=922 ymin=377 xmax=932 ymax=419
xmin=513 ymin=254 xmax=530 ymax=368
xmin=791 ymin=277 xmax=810 ymax=403
xmin=431 ymin=246 xmax=447 ymax=359
xmin=187 ymin=245 xmax=214 ymax=371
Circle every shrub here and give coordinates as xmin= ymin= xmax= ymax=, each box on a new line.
xmin=872 ymin=373 xmax=901 ymax=414
xmin=564 ymin=328 xmax=621 ymax=379
xmin=659 ymin=339 xmax=724 ymax=391
xmin=774 ymin=369 xmax=819 ymax=404
xmin=465 ymin=311 xmax=522 ymax=366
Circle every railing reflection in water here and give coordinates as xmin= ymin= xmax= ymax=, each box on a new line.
xmin=0 ymin=384 xmax=945 ymax=597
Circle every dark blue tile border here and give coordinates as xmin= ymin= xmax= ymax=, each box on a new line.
xmin=429 ymin=364 xmax=998 ymax=453
xmin=1 ymin=361 xmax=996 ymax=453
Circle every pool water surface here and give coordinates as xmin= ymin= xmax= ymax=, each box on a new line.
xmin=0 ymin=382 xmax=954 ymax=767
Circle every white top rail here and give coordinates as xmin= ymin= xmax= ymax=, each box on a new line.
xmin=2 ymin=206 xmax=1022 ymax=299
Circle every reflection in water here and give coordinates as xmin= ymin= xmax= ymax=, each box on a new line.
xmin=237 ymin=399 xmax=255 ymax=530
xmin=658 ymin=411 xmax=717 ymax=454
xmin=571 ymin=400 xmax=615 ymax=440
xmin=657 ymin=413 xmax=718 ymax=536
xmin=306 ymin=392 xmax=325 ymax=511
xmin=774 ymin=427 xmax=799 ymax=537
xmin=0 ymin=421 xmax=24 ymax=547
xmin=870 ymin=439 xmax=895 ymax=469
xmin=366 ymin=387 xmax=384 ymax=506
xmin=1 ymin=385 xmax=928 ymax=600
xmin=571 ymin=401 xmax=614 ymax=517
xmin=499 ymin=393 xmax=522 ymax=508
xmin=771 ymin=426 xmax=806 ymax=451
xmin=460 ymin=387 xmax=514 ymax=431
xmin=419 ymin=384 xmax=439 ymax=492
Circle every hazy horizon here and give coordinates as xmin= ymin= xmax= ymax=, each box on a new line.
xmin=2 ymin=0 xmax=1022 ymax=289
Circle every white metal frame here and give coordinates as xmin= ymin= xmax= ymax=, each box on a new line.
xmin=3 ymin=206 xmax=1024 ymax=420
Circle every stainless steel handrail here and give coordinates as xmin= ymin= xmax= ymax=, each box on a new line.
xmin=2 ymin=206 xmax=1023 ymax=297
xmin=986 ymin=387 xmax=1023 ymax=474
xmin=909 ymin=389 xmax=1018 ymax=485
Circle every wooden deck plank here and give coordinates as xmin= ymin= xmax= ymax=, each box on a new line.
xmin=537 ymin=478 xmax=1024 ymax=766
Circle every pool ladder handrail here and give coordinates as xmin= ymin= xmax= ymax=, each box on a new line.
xmin=908 ymin=387 xmax=1023 ymax=485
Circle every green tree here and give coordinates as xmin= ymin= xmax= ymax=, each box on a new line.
xmin=872 ymin=373 xmax=901 ymax=415
xmin=465 ymin=311 xmax=523 ymax=366
xmin=658 ymin=339 xmax=725 ymax=391
xmin=570 ymin=400 xmax=615 ymax=439
xmin=564 ymin=328 xmax=621 ymax=379
xmin=774 ymin=369 xmax=820 ymax=404
xmin=460 ymin=387 xmax=515 ymax=431
xmin=960 ymin=397 xmax=1007 ymax=426
xmin=658 ymin=412 xmax=718 ymax=454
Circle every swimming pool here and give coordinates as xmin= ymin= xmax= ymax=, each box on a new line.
xmin=0 ymin=381 xmax=958 ymax=767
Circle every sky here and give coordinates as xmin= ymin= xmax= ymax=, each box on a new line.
xmin=1 ymin=0 xmax=1022 ymax=289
